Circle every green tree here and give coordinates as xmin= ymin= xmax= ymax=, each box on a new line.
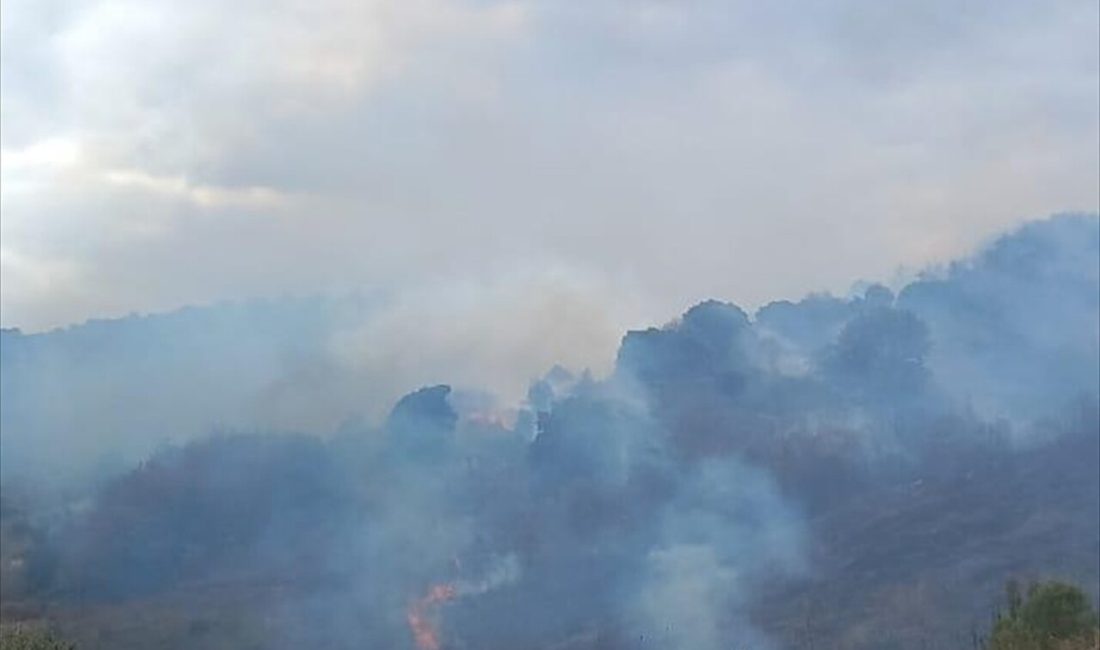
xmin=988 ymin=580 xmax=1099 ymax=650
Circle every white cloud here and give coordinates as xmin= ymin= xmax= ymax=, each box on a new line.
xmin=100 ymin=169 xmax=289 ymax=209
xmin=0 ymin=0 xmax=1097 ymax=362
xmin=1 ymin=137 xmax=81 ymax=171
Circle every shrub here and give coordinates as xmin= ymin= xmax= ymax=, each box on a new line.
xmin=0 ymin=624 xmax=74 ymax=650
xmin=989 ymin=580 xmax=1099 ymax=650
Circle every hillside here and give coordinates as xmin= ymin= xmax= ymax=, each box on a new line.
xmin=1 ymin=215 xmax=1097 ymax=649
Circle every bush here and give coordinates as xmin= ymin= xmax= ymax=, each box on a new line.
xmin=989 ymin=580 xmax=1099 ymax=650
xmin=0 ymin=624 xmax=74 ymax=650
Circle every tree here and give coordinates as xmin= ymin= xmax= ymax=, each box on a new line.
xmin=988 ymin=580 xmax=1099 ymax=650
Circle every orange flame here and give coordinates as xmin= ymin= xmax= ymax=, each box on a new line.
xmin=406 ymin=583 xmax=457 ymax=650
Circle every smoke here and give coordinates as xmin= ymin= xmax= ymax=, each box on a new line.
xmin=630 ymin=460 xmax=806 ymax=650
xmin=898 ymin=214 xmax=1100 ymax=425
xmin=634 ymin=544 xmax=738 ymax=649
xmin=0 ymin=213 xmax=1097 ymax=648
xmin=451 ymin=554 xmax=521 ymax=598
xmin=0 ymin=267 xmax=647 ymax=485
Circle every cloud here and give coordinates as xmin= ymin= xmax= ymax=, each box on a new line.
xmin=1 ymin=0 xmax=1097 ymax=341
xmin=100 ymin=169 xmax=289 ymax=209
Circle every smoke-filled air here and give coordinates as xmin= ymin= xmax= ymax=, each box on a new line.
xmin=1 ymin=1 xmax=1098 ymax=649
xmin=1 ymin=214 xmax=1097 ymax=648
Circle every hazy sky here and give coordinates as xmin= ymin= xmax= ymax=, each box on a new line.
xmin=2 ymin=0 xmax=1098 ymax=338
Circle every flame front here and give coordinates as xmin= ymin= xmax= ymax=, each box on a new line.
xmin=407 ymin=583 xmax=457 ymax=650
